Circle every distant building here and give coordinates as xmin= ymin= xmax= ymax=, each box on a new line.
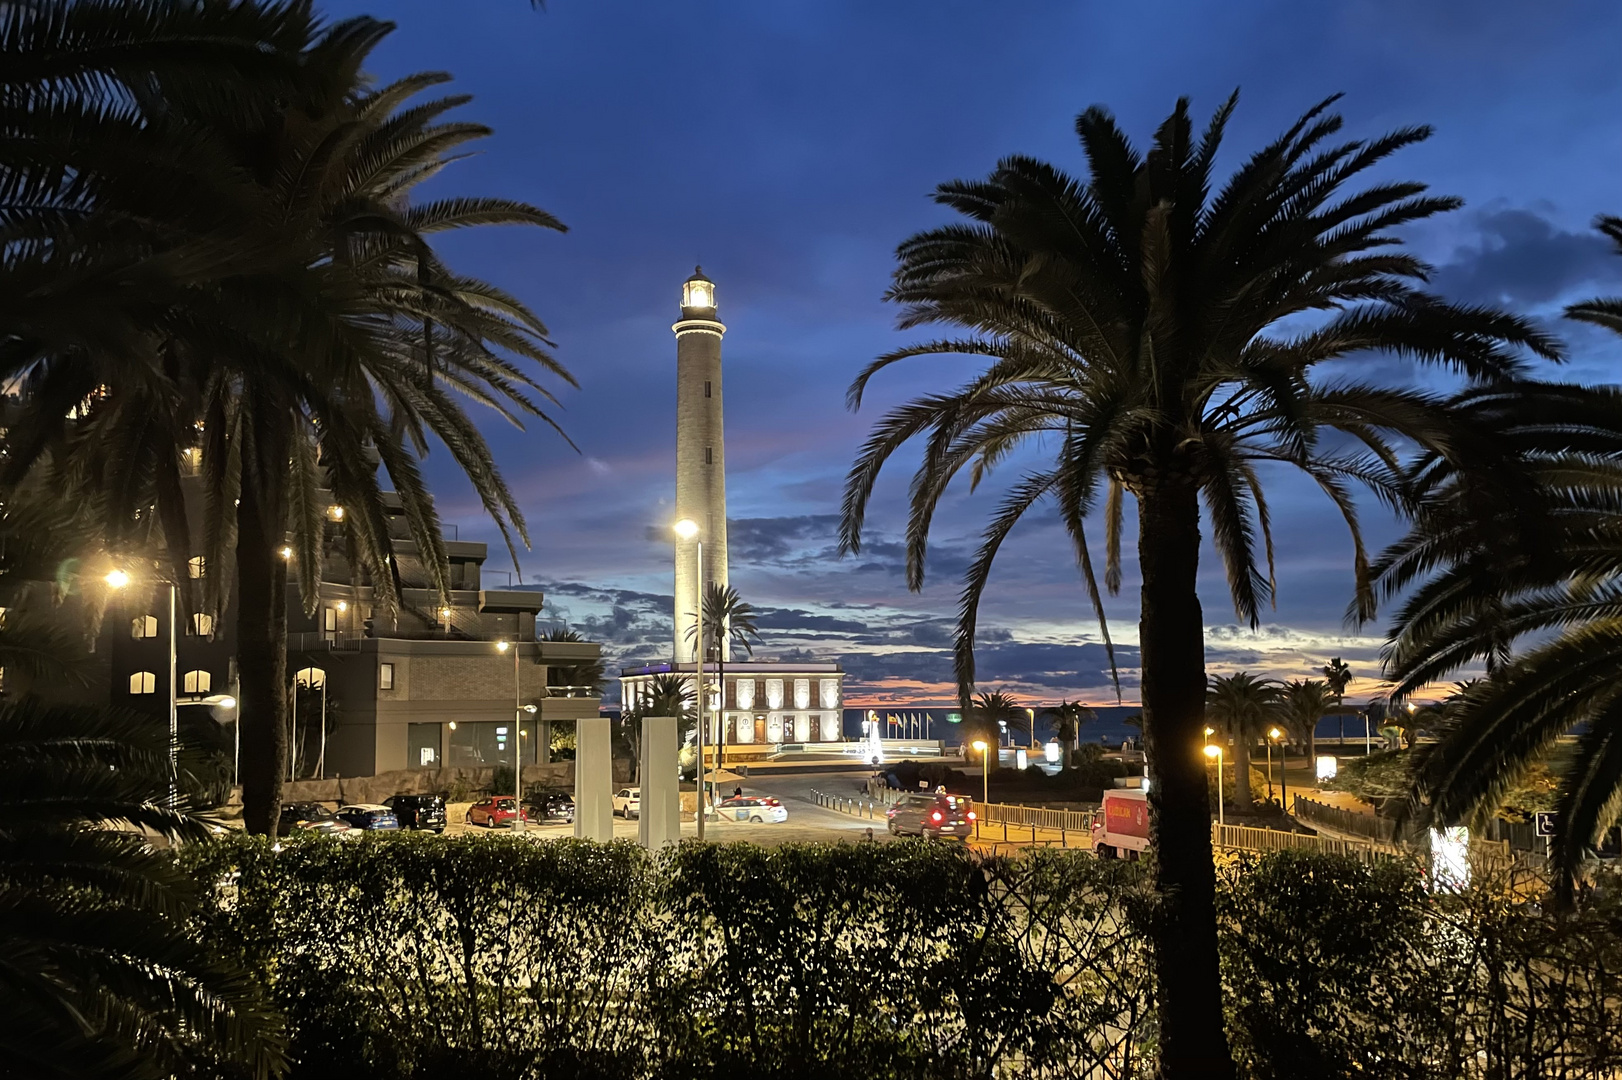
xmin=620 ymin=660 xmax=845 ymax=746
xmin=103 ymin=486 xmax=602 ymax=778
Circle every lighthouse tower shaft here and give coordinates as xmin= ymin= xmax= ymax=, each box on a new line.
xmin=673 ymin=270 xmax=728 ymax=663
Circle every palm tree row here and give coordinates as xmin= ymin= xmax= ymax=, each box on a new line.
xmin=840 ymin=92 xmax=1558 ymax=1075
xmin=1 ymin=2 xmax=575 ymax=834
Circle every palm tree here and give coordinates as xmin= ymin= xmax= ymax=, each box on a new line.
xmin=1371 ymin=376 xmax=1622 ymax=895
xmin=623 ymin=672 xmax=695 ymax=782
xmin=684 ymin=582 xmax=762 ymax=769
xmin=965 ymin=689 xmax=1026 ymax=774
xmin=1281 ymin=678 xmax=1333 ymax=771
xmin=1 ymin=11 xmax=574 ymax=835
xmin=1322 ymin=657 xmax=1354 ymax=745
xmin=0 ymin=697 xmax=284 ymax=1078
xmin=1206 ymin=673 xmax=1282 ymax=810
xmin=1043 ymin=699 xmax=1095 ymax=768
xmin=836 ymin=93 xmax=1554 ymax=1070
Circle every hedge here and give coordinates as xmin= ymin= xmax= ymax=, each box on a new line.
xmin=183 ymin=836 xmax=1622 ymax=1079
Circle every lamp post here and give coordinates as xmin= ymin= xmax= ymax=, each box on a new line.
xmin=674 ymin=518 xmax=705 ymax=840
xmin=1266 ymin=727 xmax=1282 ymax=803
xmin=971 ymin=739 xmax=989 ymax=838
xmin=497 ymin=639 xmax=525 ymax=834
xmin=1271 ymin=727 xmax=1288 ymax=811
xmin=1205 ymin=743 xmax=1224 ymax=827
xmin=108 ymin=569 xmax=178 ymax=806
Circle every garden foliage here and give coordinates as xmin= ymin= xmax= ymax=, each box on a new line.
xmin=183 ymin=837 xmax=1622 ymax=1079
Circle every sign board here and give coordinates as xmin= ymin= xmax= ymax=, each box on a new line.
xmin=1535 ymin=811 xmax=1558 ymax=838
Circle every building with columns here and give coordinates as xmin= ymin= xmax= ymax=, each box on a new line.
xmin=623 ymin=269 xmax=845 ymax=747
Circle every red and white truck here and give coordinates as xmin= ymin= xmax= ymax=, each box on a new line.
xmin=1092 ymin=788 xmax=1150 ymax=859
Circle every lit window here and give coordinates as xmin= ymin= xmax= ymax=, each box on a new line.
xmin=735 ymin=678 xmax=754 ymax=710
xmin=295 ymin=666 xmax=325 ymax=690
xmin=820 ymin=679 xmax=839 ymax=710
xmin=183 ymin=669 xmax=211 ymax=694
xmin=190 ymin=613 xmax=213 ymax=636
xmin=131 ymin=615 xmax=158 ymax=639
xmin=380 ymin=663 xmax=394 ymax=691
xmin=794 ymin=678 xmax=811 ymax=710
xmin=129 ymin=671 xmax=156 ymax=694
xmin=187 ymin=556 xmax=206 ymax=579
xmin=324 ymin=607 xmax=337 ymax=632
xmin=765 ymin=679 xmax=783 ymax=710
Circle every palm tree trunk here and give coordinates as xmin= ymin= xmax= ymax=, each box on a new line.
xmin=1231 ymin=733 xmax=1254 ymax=811
xmin=1135 ymin=477 xmax=1235 ymax=1078
xmin=236 ymin=462 xmax=288 ymax=836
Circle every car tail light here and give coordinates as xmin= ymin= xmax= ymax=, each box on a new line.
xmin=931 ymin=811 xmax=943 ymax=823
xmin=767 ymin=799 xmax=781 ymax=806
xmin=967 ymin=811 xmax=976 ymax=821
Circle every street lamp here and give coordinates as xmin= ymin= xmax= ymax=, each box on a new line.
xmin=673 ymin=517 xmax=706 ymax=840
xmin=1270 ymin=726 xmax=1289 ymax=811
xmin=497 ymin=639 xmax=525 ymax=833
xmin=1205 ymin=743 xmax=1224 ymax=827
xmin=971 ymin=739 xmax=989 ymax=838
xmin=107 ymin=567 xmax=177 ymax=806
xmin=1266 ymin=727 xmax=1282 ymax=803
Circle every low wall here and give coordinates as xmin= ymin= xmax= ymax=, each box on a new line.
xmin=273 ymin=759 xmax=632 ymax=806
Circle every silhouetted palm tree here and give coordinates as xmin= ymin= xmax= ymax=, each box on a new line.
xmin=1043 ymin=699 xmax=1095 ymax=768
xmin=837 ymin=92 xmax=1555 ymax=1070
xmin=1 ymin=9 xmax=574 ymax=834
xmin=965 ymin=690 xmax=1026 ymax=774
xmin=685 ymin=582 xmax=762 ymax=768
xmin=623 ymin=672 xmax=696 ymax=783
xmin=0 ymin=698 xmax=284 ymax=1078
xmin=1281 ymin=678 xmax=1333 ymax=769
xmin=1206 ymin=673 xmax=1282 ymax=811
xmin=1322 ymin=657 xmax=1354 ymax=744
xmin=1372 ymin=376 xmax=1622 ymax=896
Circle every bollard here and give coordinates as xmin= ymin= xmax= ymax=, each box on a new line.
xmin=1032 ymin=823 xmax=1038 ymax=844
xmin=1003 ymin=820 xmax=1009 ymax=842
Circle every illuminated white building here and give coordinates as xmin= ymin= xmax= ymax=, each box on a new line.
xmin=620 ymin=660 xmax=845 ymax=746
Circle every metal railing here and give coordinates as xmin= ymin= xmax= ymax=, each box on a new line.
xmin=828 ymin=786 xmax=1097 ymax=847
xmin=1292 ymin=795 xmax=1407 ymax=844
xmin=1214 ymin=821 xmax=1401 ymax=865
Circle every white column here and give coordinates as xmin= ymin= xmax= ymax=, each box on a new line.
xmin=639 ymin=715 xmax=680 ymax=849
xmin=574 ymin=716 xmax=614 ymax=841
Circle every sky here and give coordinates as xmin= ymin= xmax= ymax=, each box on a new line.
xmin=325 ymin=0 xmax=1622 ymax=707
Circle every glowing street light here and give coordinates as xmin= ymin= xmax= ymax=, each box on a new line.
xmin=104 ymin=569 xmax=130 ymax=589
xmin=1205 ymin=743 xmax=1225 ymax=827
xmin=106 ymin=566 xmax=178 ymax=804
xmin=972 ymin=738 xmax=990 ymax=837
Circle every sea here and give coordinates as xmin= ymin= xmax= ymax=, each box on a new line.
xmin=842 ymin=705 xmax=1372 ymax=747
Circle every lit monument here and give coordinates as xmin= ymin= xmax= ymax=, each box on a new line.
xmin=672 ymin=268 xmax=729 ymax=663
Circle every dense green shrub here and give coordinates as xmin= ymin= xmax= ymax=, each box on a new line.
xmin=183 ymin=837 xmax=1622 ymax=1079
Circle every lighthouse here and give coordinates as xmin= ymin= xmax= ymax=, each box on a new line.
xmin=672 ymin=268 xmax=728 ymax=662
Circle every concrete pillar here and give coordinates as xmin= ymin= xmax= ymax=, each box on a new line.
xmin=639 ymin=715 xmax=680 ymax=849
xmin=574 ymin=716 xmax=613 ymax=841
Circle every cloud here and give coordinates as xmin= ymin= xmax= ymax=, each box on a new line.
xmin=1433 ymin=207 xmax=1622 ymax=309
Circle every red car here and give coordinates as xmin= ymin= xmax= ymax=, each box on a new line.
xmin=465 ymin=796 xmax=531 ymax=828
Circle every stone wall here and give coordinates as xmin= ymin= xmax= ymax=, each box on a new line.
xmin=275 ymin=758 xmax=632 ymax=806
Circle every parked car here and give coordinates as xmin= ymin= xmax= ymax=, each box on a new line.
xmin=334 ymin=804 xmax=400 ymax=832
xmin=383 ymin=793 xmax=447 ymax=833
xmin=886 ymin=792 xmax=974 ymax=840
xmin=524 ymin=790 xmax=575 ymax=824
xmin=717 ymin=795 xmax=788 ymax=824
xmin=277 ymin=801 xmax=353 ymax=838
xmin=612 ymin=787 xmax=641 ymax=819
xmin=466 ymin=796 xmax=530 ymax=828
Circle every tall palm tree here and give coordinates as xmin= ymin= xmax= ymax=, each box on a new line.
xmin=837 ymin=93 xmax=1554 ymax=1072
xmin=1371 ymin=376 xmax=1622 ymax=896
xmin=1042 ymin=699 xmax=1095 ymax=768
xmin=1281 ymin=678 xmax=1333 ymax=770
xmin=1322 ymin=657 xmax=1354 ymax=745
xmin=1 ymin=11 xmax=574 ymax=834
xmin=965 ymin=689 xmax=1026 ymax=774
xmin=0 ymin=697 xmax=284 ymax=1078
xmin=623 ymin=671 xmax=696 ymax=783
xmin=1206 ymin=673 xmax=1282 ymax=810
xmin=684 ymin=582 xmax=762 ymax=769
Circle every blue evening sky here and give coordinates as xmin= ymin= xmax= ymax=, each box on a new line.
xmin=328 ymin=0 xmax=1622 ymax=705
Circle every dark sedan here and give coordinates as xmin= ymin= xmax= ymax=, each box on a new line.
xmin=383 ymin=793 xmax=447 ymax=832
xmin=524 ymin=790 xmax=576 ymax=824
xmin=277 ymin=801 xmax=354 ymax=838
xmin=334 ymin=804 xmax=400 ymax=832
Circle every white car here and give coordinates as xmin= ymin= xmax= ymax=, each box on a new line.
xmin=613 ymin=787 xmax=641 ymax=819
xmin=718 ymin=795 xmax=788 ymax=824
